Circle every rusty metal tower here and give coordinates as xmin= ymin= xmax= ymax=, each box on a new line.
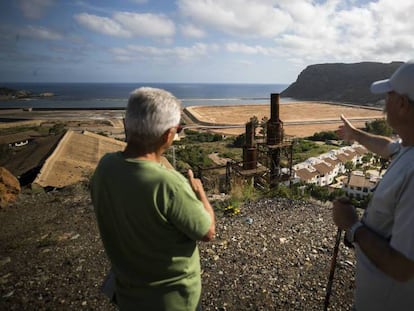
xmin=238 ymin=93 xmax=294 ymax=188
xmin=266 ymin=93 xmax=284 ymax=185
xmin=242 ymin=121 xmax=258 ymax=170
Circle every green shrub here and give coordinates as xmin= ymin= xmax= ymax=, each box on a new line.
xmin=307 ymin=130 xmax=339 ymax=141
xmin=292 ymin=139 xmax=334 ymax=164
xmin=232 ymin=133 xmax=246 ymax=148
xmin=166 ymin=145 xmax=213 ymax=170
xmin=365 ymin=119 xmax=393 ymax=137
xmin=179 ymin=130 xmax=223 ymax=143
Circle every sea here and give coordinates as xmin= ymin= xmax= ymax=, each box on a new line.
xmin=0 ymin=83 xmax=291 ymax=109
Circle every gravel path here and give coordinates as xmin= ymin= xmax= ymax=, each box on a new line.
xmin=0 ymin=185 xmax=355 ymax=310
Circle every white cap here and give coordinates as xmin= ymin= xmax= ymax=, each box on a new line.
xmin=370 ymin=60 xmax=414 ymax=101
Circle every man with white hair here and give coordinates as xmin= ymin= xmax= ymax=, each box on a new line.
xmin=333 ymin=60 xmax=414 ymax=310
xmin=91 ymin=87 xmax=215 ymax=311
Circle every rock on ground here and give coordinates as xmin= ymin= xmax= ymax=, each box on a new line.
xmin=0 ymin=167 xmax=21 ymax=208
xmin=0 ymin=184 xmax=355 ymax=310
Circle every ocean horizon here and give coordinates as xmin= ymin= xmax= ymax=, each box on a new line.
xmin=0 ymin=82 xmax=292 ymax=109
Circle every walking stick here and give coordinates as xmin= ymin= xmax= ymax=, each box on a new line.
xmin=324 ymin=228 xmax=342 ymax=311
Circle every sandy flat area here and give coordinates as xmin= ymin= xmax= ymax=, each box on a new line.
xmin=184 ymin=102 xmax=384 ymax=137
xmin=0 ymin=102 xmax=384 ymax=139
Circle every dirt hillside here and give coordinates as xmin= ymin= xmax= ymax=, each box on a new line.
xmin=0 ymin=184 xmax=355 ymax=310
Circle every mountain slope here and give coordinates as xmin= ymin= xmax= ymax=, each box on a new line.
xmin=281 ymin=62 xmax=403 ymax=105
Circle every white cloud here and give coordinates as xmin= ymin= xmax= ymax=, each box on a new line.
xmin=74 ymin=1 xmax=112 ymax=14
xmin=71 ymin=1 xmax=414 ymax=68
xmin=180 ymin=24 xmax=206 ymax=38
xmin=74 ymin=13 xmax=130 ymax=37
xmin=272 ymin=0 xmax=414 ymax=65
xmin=113 ymin=12 xmax=175 ymax=37
xmin=176 ymin=0 xmax=413 ymax=66
xmin=18 ymin=0 xmax=55 ymax=19
xmin=6 ymin=0 xmax=414 ymax=83
xmin=110 ymin=43 xmax=218 ymax=62
xmin=178 ymin=0 xmax=292 ymax=38
xmin=74 ymin=12 xmax=175 ymax=38
xmin=225 ymin=42 xmax=272 ymax=55
xmin=22 ymin=25 xmax=63 ymax=40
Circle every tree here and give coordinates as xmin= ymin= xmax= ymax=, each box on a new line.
xmin=250 ymin=116 xmax=259 ymax=127
xmin=307 ymin=184 xmax=331 ymax=202
xmin=259 ymin=116 xmax=268 ymax=137
xmin=344 ymin=161 xmax=354 ymax=182
xmin=365 ymin=119 xmax=393 ymax=137
xmin=179 ymin=130 xmax=223 ymax=143
xmin=232 ymin=133 xmax=246 ymax=148
xmin=170 ymin=145 xmax=213 ymax=169
xmin=308 ymin=130 xmax=339 ymax=141
xmin=344 ymin=161 xmax=354 ymax=172
xmin=329 ymin=188 xmax=346 ymax=201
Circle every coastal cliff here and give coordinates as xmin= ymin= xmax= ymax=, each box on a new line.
xmin=281 ymin=61 xmax=403 ymax=105
xmin=0 ymin=87 xmax=54 ymax=100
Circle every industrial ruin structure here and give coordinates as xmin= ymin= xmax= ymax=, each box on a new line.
xmin=197 ymin=93 xmax=294 ymax=192
xmin=237 ymin=93 xmax=294 ymax=187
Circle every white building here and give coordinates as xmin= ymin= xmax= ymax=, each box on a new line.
xmin=293 ymin=143 xmax=372 ymax=186
xmin=343 ymin=170 xmax=380 ymax=199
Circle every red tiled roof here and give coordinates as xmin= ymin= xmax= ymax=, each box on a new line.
xmin=323 ymin=157 xmax=341 ymax=166
xmin=353 ymin=146 xmax=368 ymax=155
xmin=336 ymin=152 xmax=354 ymax=163
xmin=295 ymin=168 xmax=318 ymax=181
xmin=347 ymin=174 xmax=377 ymax=189
xmin=313 ymin=162 xmax=334 ymax=174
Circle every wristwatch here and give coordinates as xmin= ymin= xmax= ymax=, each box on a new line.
xmin=346 ymin=221 xmax=364 ymax=244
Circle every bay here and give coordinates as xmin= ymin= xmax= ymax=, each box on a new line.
xmin=0 ymin=82 xmax=290 ymax=109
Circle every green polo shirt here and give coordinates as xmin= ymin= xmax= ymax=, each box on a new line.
xmin=91 ymin=152 xmax=211 ymax=311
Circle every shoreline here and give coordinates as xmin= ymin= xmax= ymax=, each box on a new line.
xmin=0 ymin=101 xmax=384 ymax=138
xmin=0 ymin=107 xmax=126 ymax=111
xmin=0 ymin=100 xmax=383 ymax=112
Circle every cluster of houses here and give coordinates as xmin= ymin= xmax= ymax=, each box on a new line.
xmin=292 ymin=143 xmax=383 ymax=199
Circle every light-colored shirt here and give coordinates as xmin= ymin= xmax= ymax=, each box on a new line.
xmin=355 ymin=142 xmax=414 ymax=310
xmin=91 ymin=152 xmax=211 ymax=311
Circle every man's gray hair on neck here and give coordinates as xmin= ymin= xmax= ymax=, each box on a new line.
xmin=125 ymin=87 xmax=181 ymax=146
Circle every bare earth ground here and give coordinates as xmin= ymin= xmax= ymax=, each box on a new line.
xmin=33 ymin=131 xmax=126 ymax=188
xmin=185 ymin=102 xmax=384 ymax=137
xmin=0 ymin=184 xmax=355 ymax=310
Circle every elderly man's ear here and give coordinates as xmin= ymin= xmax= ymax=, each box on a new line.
xmin=399 ymin=95 xmax=414 ymax=116
xmin=162 ymin=127 xmax=176 ymax=144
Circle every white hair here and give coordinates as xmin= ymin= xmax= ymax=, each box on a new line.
xmin=124 ymin=87 xmax=181 ymax=147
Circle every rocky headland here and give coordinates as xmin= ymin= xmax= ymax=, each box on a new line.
xmin=281 ymin=61 xmax=402 ymax=105
xmin=0 ymin=87 xmax=54 ymax=101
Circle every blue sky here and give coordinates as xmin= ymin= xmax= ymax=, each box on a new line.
xmin=0 ymin=0 xmax=412 ymax=83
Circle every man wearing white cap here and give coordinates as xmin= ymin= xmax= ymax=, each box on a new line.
xmin=333 ymin=60 xmax=414 ymax=310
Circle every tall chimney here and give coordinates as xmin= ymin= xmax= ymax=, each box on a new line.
xmin=245 ymin=121 xmax=255 ymax=147
xmin=243 ymin=121 xmax=257 ymax=170
xmin=266 ymin=93 xmax=283 ymax=145
xmin=270 ymin=93 xmax=280 ymax=121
